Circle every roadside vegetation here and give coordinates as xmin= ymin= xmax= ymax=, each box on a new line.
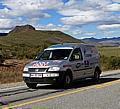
xmin=0 ymin=60 xmax=30 ymax=84
xmin=98 ymin=46 xmax=120 ymax=57
xmin=98 ymin=46 xmax=120 ymax=71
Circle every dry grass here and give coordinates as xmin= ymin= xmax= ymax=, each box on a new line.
xmin=98 ymin=47 xmax=120 ymax=57
xmin=0 ymin=59 xmax=31 ymax=84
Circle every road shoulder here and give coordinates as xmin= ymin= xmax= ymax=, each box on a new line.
xmin=0 ymin=70 xmax=120 ymax=89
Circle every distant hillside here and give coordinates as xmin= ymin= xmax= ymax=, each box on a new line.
xmin=82 ymin=37 xmax=120 ymax=46
xmin=0 ymin=25 xmax=82 ymax=47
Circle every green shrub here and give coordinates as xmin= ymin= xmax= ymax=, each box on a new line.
xmin=100 ymin=55 xmax=120 ymax=71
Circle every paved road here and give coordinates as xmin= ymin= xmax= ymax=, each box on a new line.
xmin=1 ymin=71 xmax=120 ymax=109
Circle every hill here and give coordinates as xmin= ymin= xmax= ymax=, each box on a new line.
xmin=0 ymin=25 xmax=82 ymax=59
xmin=0 ymin=25 xmax=81 ymax=47
xmin=82 ymin=37 xmax=120 ymax=46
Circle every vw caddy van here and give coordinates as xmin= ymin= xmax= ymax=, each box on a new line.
xmin=23 ymin=43 xmax=101 ymax=88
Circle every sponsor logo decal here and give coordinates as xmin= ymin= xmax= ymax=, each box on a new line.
xmin=32 ymin=62 xmax=49 ymax=67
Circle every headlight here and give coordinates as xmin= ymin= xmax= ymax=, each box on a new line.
xmin=23 ymin=73 xmax=30 ymax=77
xmin=48 ymin=66 xmax=60 ymax=72
xmin=23 ymin=67 xmax=28 ymax=72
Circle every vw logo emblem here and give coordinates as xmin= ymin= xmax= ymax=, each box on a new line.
xmin=35 ymin=69 xmax=39 ymax=72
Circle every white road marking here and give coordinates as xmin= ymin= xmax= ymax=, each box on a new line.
xmin=0 ymin=84 xmax=50 ymax=92
xmin=0 ymin=85 xmax=27 ymax=92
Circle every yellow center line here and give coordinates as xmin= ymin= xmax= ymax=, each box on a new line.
xmin=96 ymin=79 xmax=120 ymax=89
xmin=3 ymin=79 xmax=120 ymax=109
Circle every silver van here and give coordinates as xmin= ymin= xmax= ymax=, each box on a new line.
xmin=23 ymin=43 xmax=101 ymax=88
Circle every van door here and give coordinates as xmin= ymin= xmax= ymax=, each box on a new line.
xmin=83 ymin=47 xmax=94 ymax=77
xmin=70 ymin=48 xmax=84 ymax=79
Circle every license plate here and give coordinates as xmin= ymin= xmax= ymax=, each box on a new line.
xmin=30 ymin=73 xmax=42 ymax=78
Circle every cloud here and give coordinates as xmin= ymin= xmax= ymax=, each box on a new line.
xmin=112 ymin=0 xmax=120 ymax=3
xmin=104 ymin=3 xmax=120 ymax=11
xmin=84 ymin=0 xmax=111 ymax=9
xmin=102 ymin=31 xmax=116 ymax=36
xmin=36 ymin=23 xmax=71 ymax=32
xmin=71 ymin=29 xmax=82 ymax=35
xmin=1 ymin=0 xmax=62 ymax=18
xmin=76 ymin=32 xmax=97 ymax=39
xmin=36 ymin=23 xmax=84 ymax=39
xmin=59 ymin=0 xmax=119 ymax=26
xmin=0 ymin=18 xmax=18 ymax=32
xmin=0 ymin=18 xmax=14 ymax=29
xmin=0 ymin=17 xmax=39 ymax=32
xmin=63 ymin=0 xmax=111 ymax=10
xmin=63 ymin=0 xmax=111 ymax=11
xmin=3 ymin=0 xmax=63 ymax=12
xmin=59 ymin=9 xmax=82 ymax=16
xmin=84 ymin=32 xmax=96 ymax=36
xmin=0 ymin=0 xmax=63 ymax=31
xmin=98 ymin=24 xmax=120 ymax=30
xmin=60 ymin=10 xmax=108 ymax=25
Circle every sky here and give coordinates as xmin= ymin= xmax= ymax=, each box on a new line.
xmin=0 ymin=0 xmax=120 ymax=39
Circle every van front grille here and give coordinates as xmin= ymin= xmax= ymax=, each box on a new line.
xmin=29 ymin=68 xmax=47 ymax=72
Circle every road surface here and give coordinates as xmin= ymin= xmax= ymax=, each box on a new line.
xmin=0 ymin=71 xmax=120 ymax=109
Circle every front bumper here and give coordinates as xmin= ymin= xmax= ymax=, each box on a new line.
xmin=23 ymin=71 xmax=65 ymax=84
xmin=23 ymin=77 xmax=59 ymax=84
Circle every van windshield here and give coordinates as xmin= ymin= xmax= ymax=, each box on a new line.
xmin=35 ymin=49 xmax=72 ymax=60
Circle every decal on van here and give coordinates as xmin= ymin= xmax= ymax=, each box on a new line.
xmin=32 ymin=62 xmax=49 ymax=67
xmin=84 ymin=60 xmax=89 ymax=67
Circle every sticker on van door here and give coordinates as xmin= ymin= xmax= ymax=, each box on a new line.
xmin=76 ymin=63 xmax=81 ymax=68
xmin=84 ymin=60 xmax=89 ymax=67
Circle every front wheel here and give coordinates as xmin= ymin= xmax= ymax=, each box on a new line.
xmin=62 ymin=74 xmax=72 ymax=88
xmin=26 ymin=83 xmax=37 ymax=89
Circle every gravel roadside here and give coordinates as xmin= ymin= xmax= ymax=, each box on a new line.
xmin=0 ymin=70 xmax=120 ymax=89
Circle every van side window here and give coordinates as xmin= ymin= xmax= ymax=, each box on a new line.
xmin=70 ymin=48 xmax=83 ymax=61
xmin=84 ymin=46 xmax=97 ymax=58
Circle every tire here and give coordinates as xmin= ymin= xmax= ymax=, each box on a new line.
xmin=26 ymin=83 xmax=37 ymax=89
xmin=93 ymin=70 xmax=100 ymax=82
xmin=62 ymin=73 xmax=72 ymax=88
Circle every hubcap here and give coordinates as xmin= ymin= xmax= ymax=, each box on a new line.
xmin=66 ymin=75 xmax=71 ymax=84
xmin=96 ymin=72 xmax=99 ymax=79
xmin=96 ymin=73 xmax=99 ymax=79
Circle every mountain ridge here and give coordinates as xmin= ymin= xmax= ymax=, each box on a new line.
xmin=82 ymin=37 xmax=120 ymax=46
